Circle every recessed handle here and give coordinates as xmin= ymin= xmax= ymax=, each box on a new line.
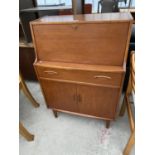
xmin=94 ymin=75 xmax=112 ymax=80
xmin=78 ymin=94 xmax=82 ymax=102
xmin=44 ymin=70 xmax=58 ymax=75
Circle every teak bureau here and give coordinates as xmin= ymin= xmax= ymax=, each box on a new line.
xmin=30 ymin=13 xmax=133 ymax=128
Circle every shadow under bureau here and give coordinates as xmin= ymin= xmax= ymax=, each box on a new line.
xmin=30 ymin=13 xmax=133 ymax=128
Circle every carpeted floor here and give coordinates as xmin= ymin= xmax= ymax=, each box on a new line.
xmin=19 ymin=81 xmax=135 ymax=155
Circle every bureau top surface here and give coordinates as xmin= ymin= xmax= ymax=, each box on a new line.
xmin=31 ymin=12 xmax=133 ymax=24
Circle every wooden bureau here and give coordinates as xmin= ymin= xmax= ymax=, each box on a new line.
xmin=30 ymin=13 xmax=133 ymax=128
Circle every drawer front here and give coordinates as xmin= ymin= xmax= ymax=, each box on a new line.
xmin=36 ymin=66 xmax=123 ymax=87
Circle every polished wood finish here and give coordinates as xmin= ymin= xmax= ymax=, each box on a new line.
xmin=123 ymin=130 xmax=135 ymax=155
xmin=31 ymin=22 xmax=130 ymax=66
xmin=35 ymin=64 xmax=124 ymax=88
xmin=77 ymin=84 xmax=119 ymax=119
xmin=31 ymin=13 xmax=133 ymax=128
xmin=35 ymin=61 xmax=125 ymax=72
xmin=40 ymin=80 xmax=78 ymax=113
xmin=19 ymin=122 xmax=34 ymax=141
xmin=119 ymin=51 xmax=135 ymax=155
xmin=53 ymin=108 xmax=113 ymax=120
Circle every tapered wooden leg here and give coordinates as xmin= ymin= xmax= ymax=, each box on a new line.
xmin=106 ymin=120 xmax=110 ymax=128
xmin=123 ymin=130 xmax=135 ymax=155
xmin=19 ymin=122 xmax=34 ymax=141
xmin=53 ymin=110 xmax=58 ymax=118
xmin=21 ymin=83 xmax=40 ymax=108
xmin=119 ymin=96 xmax=126 ymax=116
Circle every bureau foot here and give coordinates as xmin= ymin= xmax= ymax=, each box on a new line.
xmin=53 ymin=110 xmax=58 ymax=118
xmin=106 ymin=120 xmax=110 ymax=128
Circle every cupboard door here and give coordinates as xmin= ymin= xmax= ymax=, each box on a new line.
xmin=77 ymin=85 xmax=120 ymax=119
xmin=40 ymin=79 xmax=78 ymax=112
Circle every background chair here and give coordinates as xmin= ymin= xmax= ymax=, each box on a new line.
xmin=123 ymin=24 xmax=135 ymax=91
xmin=97 ymin=0 xmax=119 ymax=13
xmin=97 ymin=0 xmax=127 ymax=13
xmin=19 ymin=72 xmax=39 ymax=141
xmin=119 ymin=51 xmax=135 ymax=155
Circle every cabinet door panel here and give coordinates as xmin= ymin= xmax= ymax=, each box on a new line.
xmin=33 ymin=22 xmax=129 ymax=66
xmin=77 ymin=85 xmax=120 ymax=119
xmin=40 ymin=79 xmax=78 ymax=112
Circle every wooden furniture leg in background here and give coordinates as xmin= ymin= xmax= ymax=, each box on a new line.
xmin=19 ymin=73 xmax=40 ymax=141
xmin=123 ymin=130 xmax=135 ymax=155
xmin=119 ymin=97 xmax=126 ymax=116
xmin=20 ymin=73 xmax=39 ymax=108
xmin=21 ymin=83 xmax=39 ymax=108
xmin=120 ymin=75 xmax=132 ymax=117
xmin=19 ymin=122 xmax=34 ymax=141
xmin=119 ymin=51 xmax=135 ymax=155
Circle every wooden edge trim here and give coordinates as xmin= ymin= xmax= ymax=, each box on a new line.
xmin=35 ymin=61 xmax=125 ymax=73
xmin=30 ymin=20 xmax=133 ymax=25
xmin=30 ymin=22 xmax=39 ymax=61
xmin=52 ymin=108 xmax=114 ymax=121
xmin=39 ymin=77 xmax=121 ymax=89
xmin=126 ymin=96 xmax=135 ymax=132
xmin=123 ymin=130 xmax=135 ymax=155
xmin=123 ymin=21 xmax=133 ymax=65
xmin=130 ymin=51 xmax=135 ymax=92
xmin=33 ymin=65 xmax=49 ymax=109
xmin=113 ymin=71 xmax=125 ymax=119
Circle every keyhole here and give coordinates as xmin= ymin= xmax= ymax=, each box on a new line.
xmin=72 ymin=25 xmax=78 ymax=30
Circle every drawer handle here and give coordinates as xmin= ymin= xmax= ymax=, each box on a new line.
xmin=94 ymin=75 xmax=112 ymax=79
xmin=44 ymin=71 xmax=58 ymax=75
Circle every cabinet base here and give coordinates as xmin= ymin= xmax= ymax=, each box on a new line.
xmin=51 ymin=108 xmax=113 ymax=128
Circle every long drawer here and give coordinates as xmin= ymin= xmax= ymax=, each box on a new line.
xmin=35 ymin=65 xmax=124 ymax=87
